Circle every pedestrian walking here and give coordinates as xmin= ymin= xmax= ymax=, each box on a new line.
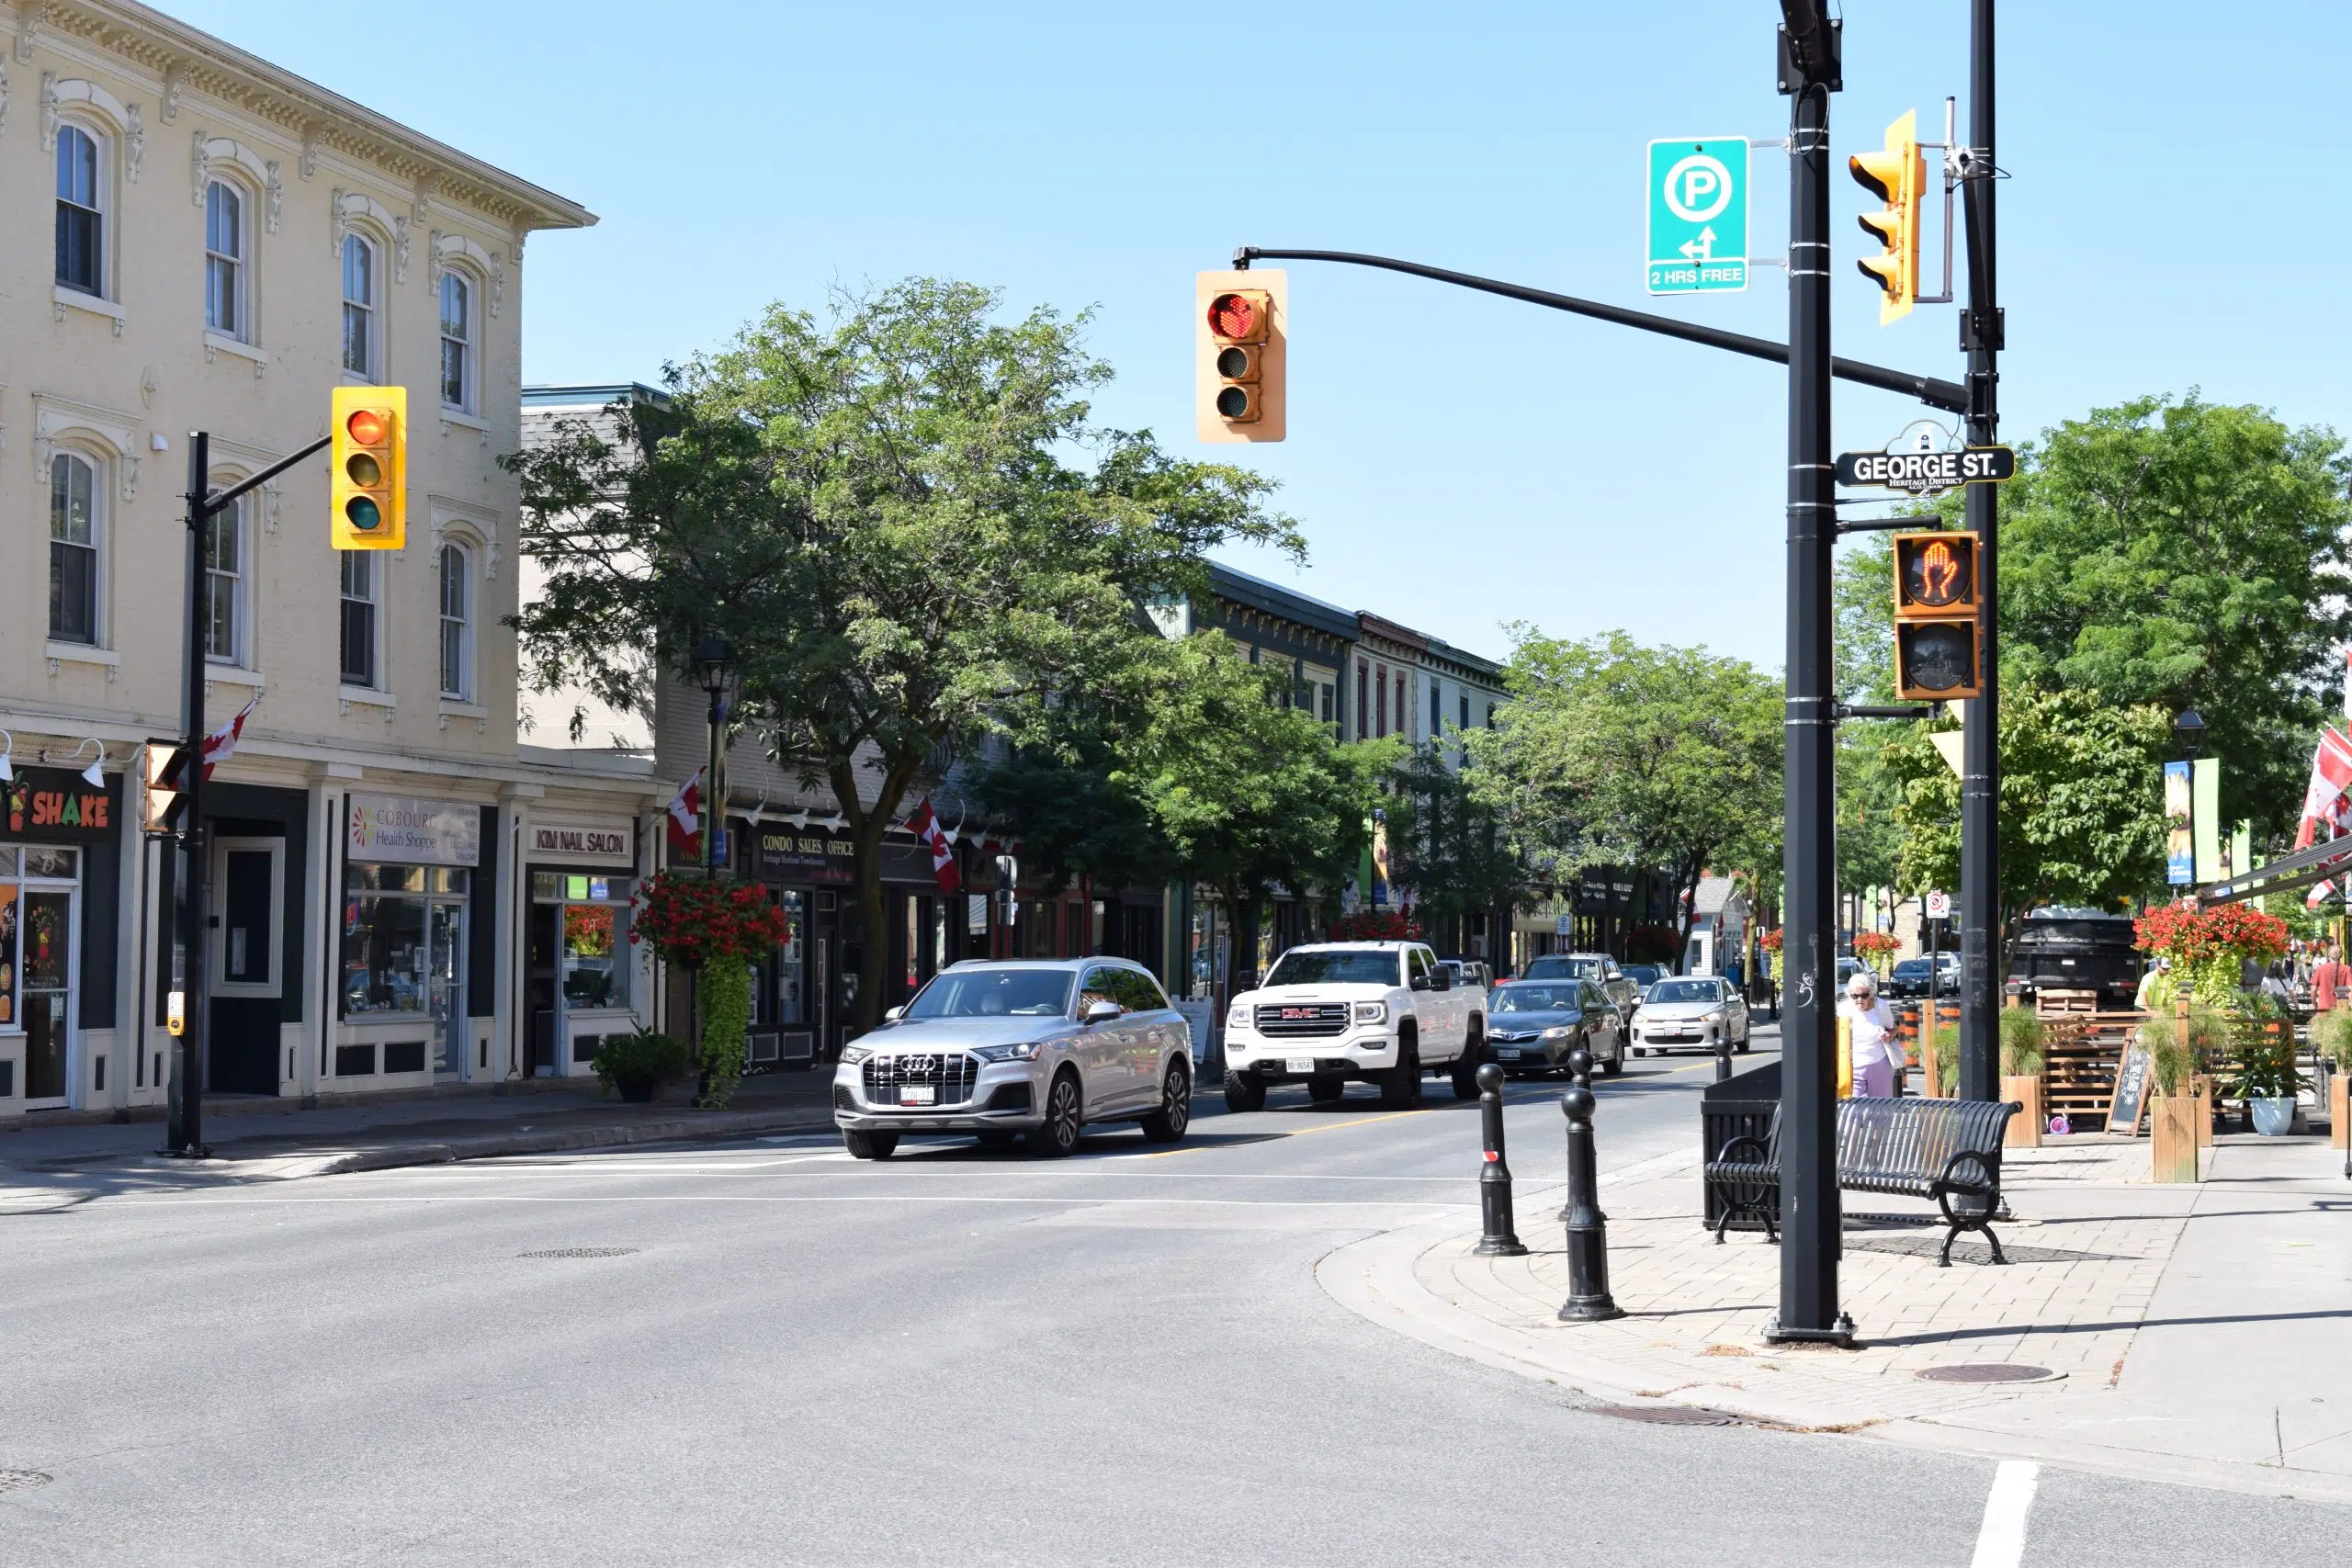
xmin=1839 ymin=970 xmax=1898 ymax=1099
xmin=2313 ymin=945 xmax=2352 ymax=1012
xmin=2262 ymin=961 xmax=2294 ymax=1009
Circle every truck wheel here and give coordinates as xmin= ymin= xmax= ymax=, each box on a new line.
xmin=1380 ymin=1037 xmax=1423 ymax=1110
xmin=1450 ymin=1026 xmax=1484 ymax=1100
xmin=843 ymin=1130 xmax=899 ymax=1160
xmin=1306 ymin=1074 xmax=1345 ymax=1103
xmin=1224 ymin=1070 xmax=1267 ymax=1114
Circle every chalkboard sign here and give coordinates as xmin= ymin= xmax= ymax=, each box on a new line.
xmin=2107 ymin=1038 xmax=2154 ymax=1135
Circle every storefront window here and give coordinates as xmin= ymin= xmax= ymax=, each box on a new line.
xmin=344 ymin=864 xmax=469 ymax=1016
xmin=531 ymin=872 xmax=634 ymax=1010
xmin=0 ymin=847 xmax=80 ymax=1031
xmin=767 ymin=889 xmax=806 ymax=1025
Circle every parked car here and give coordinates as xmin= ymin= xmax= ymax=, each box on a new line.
xmin=1889 ymin=953 xmax=1961 ymax=998
xmin=1439 ymin=957 xmax=1494 ymax=998
xmin=1620 ymin=963 xmax=1668 ymax=993
xmin=1521 ymin=952 xmax=1641 ymax=1012
xmin=1485 ymin=979 xmax=1625 ymax=1076
xmin=831 ymin=958 xmax=1193 ymax=1159
xmin=1629 ymin=975 xmax=1750 ymax=1055
xmin=1223 ymin=942 xmax=1484 ymax=1111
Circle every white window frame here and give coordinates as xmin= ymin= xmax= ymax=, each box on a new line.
xmin=205 ymin=177 xmax=251 ymax=341
xmin=438 ymin=267 xmax=476 ymax=413
xmin=209 ymin=837 xmax=285 ymax=1000
xmin=437 ymin=544 xmax=473 ymax=700
xmin=202 ymin=483 xmax=251 ymax=668
xmin=54 ymin=120 xmax=109 ymax=299
xmin=340 ymin=549 xmax=382 ymax=691
xmin=48 ymin=448 xmax=107 ymax=648
xmin=341 ymin=231 xmax=381 ymax=381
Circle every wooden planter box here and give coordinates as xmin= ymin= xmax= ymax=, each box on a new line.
xmin=2151 ymin=1093 xmax=2202 ymax=1182
xmin=2191 ymin=1073 xmax=2214 ymax=1147
xmin=2002 ymin=1075 xmax=2043 ymax=1146
xmin=2331 ymin=1070 xmax=2348 ymax=1151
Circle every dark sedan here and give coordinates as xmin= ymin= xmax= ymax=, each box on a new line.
xmin=1481 ymin=980 xmax=1625 ymax=1077
xmin=1889 ymin=954 xmax=1960 ymax=998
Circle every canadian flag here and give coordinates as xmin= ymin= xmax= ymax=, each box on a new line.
xmin=199 ymin=694 xmax=264 ymax=780
xmin=2293 ymin=728 xmax=2352 ymax=850
xmin=907 ymin=796 xmax=960 ymax=893
xmin=666 ymin=768 xmax=704 ymax=857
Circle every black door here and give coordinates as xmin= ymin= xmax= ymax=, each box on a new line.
xmin=209 ymin=846 xmax=280 ymax=1096
xmin=526 ymin=901 xmax=558 ymax=1075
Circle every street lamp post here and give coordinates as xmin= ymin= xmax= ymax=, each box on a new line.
xmin=2174 ymin=708 xmax=2205 ymax=763
xmin=689 ymin=635 xmax=734 ymax=1105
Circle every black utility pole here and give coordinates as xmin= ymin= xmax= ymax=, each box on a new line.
xmin=1957 ymin=0 xmax=2002 ymax=1104
xmin=163 ymin=432 xmax=212 ymax=1158
xmin=1770 ymin=0 xmax=1851 ymax=1346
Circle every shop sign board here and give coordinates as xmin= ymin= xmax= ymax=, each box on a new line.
xmin=5 ymin=768 xmax=119 ymax=840
xmin=528 ymin=818 xmax=635 ymax=865
xmin=349 ymin=794 xmax=480 ymax=867
xmin=753 ymin=824 xmax=945 ymax=886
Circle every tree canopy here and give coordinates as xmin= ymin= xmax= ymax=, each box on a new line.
xmin=505 ymin=278 xmax=1298 ymax=1027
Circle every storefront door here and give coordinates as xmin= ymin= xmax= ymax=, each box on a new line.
xmin=20 ymin=888 xmax=74 ymax=1104
xmin=429 ymin=899 xmax=465 ymax=1078
xmin=209 ymin=838 xmax=284 ymax=1096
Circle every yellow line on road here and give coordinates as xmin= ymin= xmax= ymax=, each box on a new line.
xmin=1138 ymin=1106 xmax=1424 ymax=1158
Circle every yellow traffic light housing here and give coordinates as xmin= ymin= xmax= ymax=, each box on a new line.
xmin=1850 ymin=109 xmax=1923 ymax=323
xmin=1891 ymin=529 xmax=1982 ymax=700
xmin=1196 ymin=269 xmax=1285 ymax=443
xmin=330 ymin=385 xmax=406 ymax=549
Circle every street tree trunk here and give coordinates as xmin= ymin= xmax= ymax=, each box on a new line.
xmin=831 ymin=750 xmax=923 ymax=1035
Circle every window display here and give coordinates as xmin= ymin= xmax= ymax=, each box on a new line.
xmin=344 ymin=863 xmax=468 ymax=1016
xmin=531 ymin=872 xmax=633 ymax=1011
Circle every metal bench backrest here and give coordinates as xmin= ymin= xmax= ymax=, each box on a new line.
xmin=1837 ymin=1097 xmax=2013 ymax=1188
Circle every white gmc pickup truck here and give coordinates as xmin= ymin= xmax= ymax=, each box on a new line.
xmin=1221 ymin=941 xmax=1483 ymax=1111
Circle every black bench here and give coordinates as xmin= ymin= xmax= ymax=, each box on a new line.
xmin=1706 ymin=1096 xmax=2018 ymax=1266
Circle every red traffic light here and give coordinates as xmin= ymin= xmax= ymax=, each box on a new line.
xmin=1205 ymin=292 xmax=1260 ymax=341
xmin=346 ymin=408 xmax=387 ymax=446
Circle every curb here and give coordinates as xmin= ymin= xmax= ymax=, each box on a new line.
xmin=1317 ymin=1208 xmax=2352 ymax=1507
xmin=307 ymin=1107 xmax=843 ymax=1176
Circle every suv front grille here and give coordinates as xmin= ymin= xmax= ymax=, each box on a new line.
xmin=1255 ymin=1003 xmax=1349 ymax=1039
xmin=863 ymin=1052 xmax=980 ymax=1107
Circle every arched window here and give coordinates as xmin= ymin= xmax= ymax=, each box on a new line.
xmin=438 ymin=269 xmax=474 ymax=412
xmin=49 ymin=452 xmax=102 ymax=645
xmin=205 ymin=179 xmax=246 ymax=337
xmin=204 ymin=491 xmax=248 ymax=666
xmin=438 ymin=544 xmax=472 ymax=699
xmin=342 ymin=233 xmax=378 ymax=378
xmin=55 ymin=125 xmax=104 ymax=295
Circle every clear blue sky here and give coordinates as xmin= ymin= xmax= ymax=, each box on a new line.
xmin=183 ymin=1 xmax=2350 ymax=671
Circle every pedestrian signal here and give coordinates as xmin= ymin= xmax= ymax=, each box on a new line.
xmin=1891 ymin=530 xmax=1980 ymax=700
xmin=1850 ymin=109 xmax=1924 ymax=324
xmin=330 ymin=385 xmax=406 ymax=549
xmin=1196 ymin=269 xmax=1286 ymax=443
xmin=141 ymin=739 xmax=190 ymax=836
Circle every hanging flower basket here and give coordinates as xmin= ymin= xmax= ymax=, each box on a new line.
xmin=2132 ymin=901 xmax=2289 ymax=1010
xmin=1853 ymin=931 xmax=1902 ymax=972
xmin=631 ymin=871 xmax=791 ymax=970
xmin=1758 ymin=928 xmax=1783 ymax=953
xmin=1329 ymin=906 xmax=1423 ymax=942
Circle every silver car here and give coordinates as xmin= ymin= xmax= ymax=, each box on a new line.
xmin=832 ymin=958 xmax=1194 ymax=1159
xmin=1628 ymin=975 xmax=1751 ymax=1056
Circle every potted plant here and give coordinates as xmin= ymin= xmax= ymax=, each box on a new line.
xmin=2312 ymin=1009 xmax=2352 ymax=1149
xmin=591 ymin=1029 xmax=691 ymax=1104
xmin=2229 ymin=995 xmax=2301 ymax=1135
xmin=2144 ymin=1012 xmax=2200 ymax=1182
xmin=1999 ymin=1008 xmax=2047 ymax=1147
xmin=1925 ymin=1017 xmax=1958 ymax=1099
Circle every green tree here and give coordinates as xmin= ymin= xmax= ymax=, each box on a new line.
xmin=504 ymin=280 xmax=1297 ymax=1029
xmin=1383 ymin=740 xmax=1531 ymax=949
xmin=1464 ymin=629 xmax=1782 ymax=965
xmin=1997 ymin=395 xmax=2352 ymax=835
xmin=1883 ymin=685 xmax=2170 ymax=966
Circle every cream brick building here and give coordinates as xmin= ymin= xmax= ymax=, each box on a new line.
xmin=0 ymin=1 xmax=662 ymax=1125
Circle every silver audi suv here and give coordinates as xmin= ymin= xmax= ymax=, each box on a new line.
xmin=832 ymin=958 xmax=1194 ymax=1159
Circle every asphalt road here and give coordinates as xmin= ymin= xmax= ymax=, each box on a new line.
xmin=3 ymin=1026 xmax=2339 ymax=1566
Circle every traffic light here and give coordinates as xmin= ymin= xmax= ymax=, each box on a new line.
xmin=141 ymin=739 xmax=190 ymax=837
xmin=1891 ymin=529 xmax=1981 ymax=700
xmin=1849 ymin=108 xmax=1923 ymax=324
xmin=1195 ymin=268 xmax=1286 ymax=443
xmin=330 ymin=385 xmax=406 ymax=549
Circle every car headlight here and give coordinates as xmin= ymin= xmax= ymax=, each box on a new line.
xmin=1353 ymin=1001 xmax=1387 ymax=1025
xmin=972 ymin=1040 xmax=1046 ymax=1063
xmin=1702 ymin=1010 xmax=1725 ymax=1023
xmin=841 ymin=1044 xmax=874 ymax=1066
xmin=1542 ymin=1025 xmax=1574 ymax=1041
xmin=1228 ymin=1001 xmax=1251 ymax=1028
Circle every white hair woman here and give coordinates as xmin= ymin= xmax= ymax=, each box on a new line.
xmin=1840 ymin=969 xmax=1898 ymax=1098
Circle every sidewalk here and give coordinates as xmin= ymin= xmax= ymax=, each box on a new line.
xmin=0 ymin=1071 xmax=841 ymax=1203
xmin=1321 ymin=1131 xmax=2352 ymax=1505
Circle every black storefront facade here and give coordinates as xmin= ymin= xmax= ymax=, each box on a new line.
xmin=0 ymin=767 xmax=124 ymax=1115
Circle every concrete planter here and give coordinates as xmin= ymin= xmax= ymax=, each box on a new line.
xmin=2250 ymin=1096 xmax=2295 ymax=1136
xmin=2151 ymin=1093 xmax=2201 ymax=1182
xmin=2001 ymin=1075 xmax=2043 ymax=1147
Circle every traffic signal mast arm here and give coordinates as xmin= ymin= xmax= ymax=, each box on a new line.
xmin=206 ymin=433 xmax=330 ymax=518
xmin=1231 ymin=245 xmax=1966 ymax=413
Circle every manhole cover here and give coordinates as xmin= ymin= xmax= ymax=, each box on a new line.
xmin=0 ymin=1471 xmax=53 ymax=1492
xmin=1589 ymin=1404 xmax=1738 ymax=1427
xmin=518 ymin=1247 xmax=639 ymax=1259
xmin=1916 ymin=1363 xmax=2057 ymax=1384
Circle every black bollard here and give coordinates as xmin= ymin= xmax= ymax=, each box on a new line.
xmin=1474 ymin=1064 xmax=1529 ymax=1257
xmin=1556 ymin=1070 xmax=1623 ymax=1323
xmin=1715 ymin=1032 xmax=1734 ymax=1083
xmin=1558 ymin=1048 xmax=1608 ymax=1222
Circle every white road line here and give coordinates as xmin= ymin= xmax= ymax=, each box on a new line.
xmin=39 ymin=1192 xmax=1471 ymax=1210
xmin=1969 ymin=1461 xmax=2040 ymax=1568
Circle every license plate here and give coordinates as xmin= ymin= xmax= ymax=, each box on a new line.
xmin=1496 ymin=1048 xmax=1521 ymax=1061
xmin=899 ymin=1085 xmax=936 ymax=1106
xmin=1285 ymin=1057 xmax=1315 ymax=1075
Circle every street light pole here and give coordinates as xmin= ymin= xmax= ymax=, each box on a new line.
xmin=1770 ymin=0 xmax=1851 ymax=1347
xmin=163 ymin=432 xmax=213 ymax=1159
xmin=1957 ymin=0 xmax=2004 ymax=1104
xmin=690 ymin=634 xmax=734 ymax=1105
